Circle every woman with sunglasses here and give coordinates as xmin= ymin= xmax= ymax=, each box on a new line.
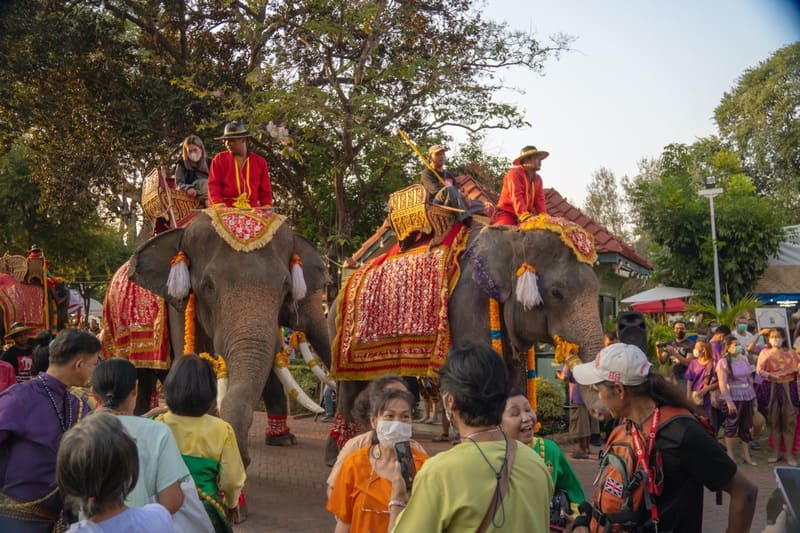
xmin=327 ymin=388 xmax=428 ymax=533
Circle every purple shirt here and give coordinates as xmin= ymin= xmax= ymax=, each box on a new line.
xmin=717 ymin=356 xmax=756 ymax=402
xmin=0 ymin=372 xmax=90 ymax=515
xmin=684 ymin=359 xmax=713 ymax=393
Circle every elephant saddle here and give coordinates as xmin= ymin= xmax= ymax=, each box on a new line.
xmin=102 ymin=261 xmax=171 ymax=369
xmin=332 ymin=224 xmax=470 ymax=380
xmin=0 ymin=274 xmax=47 ymax=333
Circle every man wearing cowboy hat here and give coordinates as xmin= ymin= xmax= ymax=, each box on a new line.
xmin=207 ymin=121 xmax=273 ymax=208
xmin=1 ymin=322 xmax=36 ymax=383
xmin=492 ymin=145 xmax=549 ymax=225
xmin=420 ymin=144 xmax=487 ymax=223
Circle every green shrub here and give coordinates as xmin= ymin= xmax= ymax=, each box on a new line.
xmin=535 ymin=377 xmax=565 ymax=421
xmin=287 ymin=363 xmax=321 ymax=414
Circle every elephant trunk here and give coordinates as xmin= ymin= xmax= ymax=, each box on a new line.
xmin=215 ymin=292 xmax=282 ymax=467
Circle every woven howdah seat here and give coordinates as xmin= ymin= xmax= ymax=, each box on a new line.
xmin=141 ymin=166 xmax=200 ymax=229
xmin=388 ymin=184 xmax=455 ymax=245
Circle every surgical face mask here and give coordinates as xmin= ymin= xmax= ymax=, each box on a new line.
xmin=187 ymin=150 xmax=202 ymax=163
xmin=693 ymin=349 xmax=702 ymax=358
xmin=737 ymin=324 xmax=748 ymax=333
xmin=675 ymin=330 xmax=686 ymax=340
xmin=770 ymin=338 xmax=783 ymax=348
xmin=709 ymin=327 xmax=717 ymax=334
xmin=732 ymin=345 xmax=744 ymax=356
xmin=375 ymin=420 xmax=412 ymax=447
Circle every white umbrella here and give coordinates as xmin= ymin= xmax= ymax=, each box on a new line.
xmin=621 ymin=286 xmax=694 ymax=304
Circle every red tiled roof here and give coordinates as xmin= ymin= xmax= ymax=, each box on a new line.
xmin=348 ymin=176 xmax=652 ymax=271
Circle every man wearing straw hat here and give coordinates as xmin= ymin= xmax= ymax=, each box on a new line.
xmin=1 ymin=323 xmax=36 ymax=383
xmin=492 ymin=145 xmax=549 ymax=225
xmin=420 ymin=144 xmax=486 ymax=224
xmin=207 ymin=121 xmax=273 ymax=209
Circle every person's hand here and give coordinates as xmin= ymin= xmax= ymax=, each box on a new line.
xmin=483 ymin=204 xmax=495 ymax=218
xmin=187 ymin=188 xmax=198 ymax=197
xmin=726 ymin=401 xmax=737 ymax=416
xmin=142 ymin=405 xmax=168 ymax=418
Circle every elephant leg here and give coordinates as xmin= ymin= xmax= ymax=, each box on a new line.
xmin=324 ymin=380 xmax=365 ymax=466
xmin=134 ymin=368 xmax=157 ymax=415
xmin=263 ymin=370 xmax=297 ymax=446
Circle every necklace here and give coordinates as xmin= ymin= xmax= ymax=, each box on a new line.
xmin=38 ymin=374 xmax=72 ymax=433
xmin=465 ymin=430 xmax=508 ymax=528
xmin=463 ymin=427 xmax=501 ymax=441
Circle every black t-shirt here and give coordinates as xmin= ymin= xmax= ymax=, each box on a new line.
xmin=654 ymin=415 xmax=737 ymax=532
xmin=1 ymin=344 xmax=33 ymax=382
xmin=420 ymin=168 xmax=456 ymax=199
xmin=667 ymin=337 xmax=695 ymax=380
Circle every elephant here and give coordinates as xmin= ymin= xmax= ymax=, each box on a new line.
xmin=125 ymin=212 xmax=331 ymax=466
xmin=327 ymin=222 xmax=605 ymax=463
xmin=0 ymin=272 xmax=70 ymax=338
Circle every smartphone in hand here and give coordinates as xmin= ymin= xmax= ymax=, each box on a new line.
xmin=775 ymin=466 xmax=800 ymax=524
xmin=395 ymin=441 xmax=416 ymax=491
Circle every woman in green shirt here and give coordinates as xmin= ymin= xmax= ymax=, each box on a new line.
xmin=500 ymin=388 xmax=585 ymax=515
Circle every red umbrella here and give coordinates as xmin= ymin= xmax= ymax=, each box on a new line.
xmin=630 ymin=298 xmax=688 ymax=314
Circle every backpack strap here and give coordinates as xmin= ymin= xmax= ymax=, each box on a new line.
xmin=477 ymin=438 xmax=517 ymax=533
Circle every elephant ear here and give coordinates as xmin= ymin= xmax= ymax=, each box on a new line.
xmin=292 ymin=234 xmax=330 ymax=297
xmin=468 ymin=226 xmax=519 ymax=302
xmin=128 ymin=228 xmax=186 ymax=307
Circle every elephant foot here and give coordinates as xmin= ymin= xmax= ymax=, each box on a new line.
xmin=265 ymin=432 xmax=298 ymax=446
xmin=325 ymin=436 xmax=340 ymax=467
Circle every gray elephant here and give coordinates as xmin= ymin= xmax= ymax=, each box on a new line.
xmin=126 ymin=212 xmax=330 ymax=466
xmin=328 ymin=222 xmax=605 ymax=462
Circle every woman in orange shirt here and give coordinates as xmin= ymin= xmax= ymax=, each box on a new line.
xmin=327 ymin=388 xmax=427 ymax=533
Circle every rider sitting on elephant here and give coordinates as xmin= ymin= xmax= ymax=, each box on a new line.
xmin=421 ymin=144 xmax=487 ymax=224
xmin=492 ymin=145 xmax=549 ymax=225
xmin=175 ymin=134 xmax=211 ymax=207
xmin=208 ymin=122 xmax=272 ymax=209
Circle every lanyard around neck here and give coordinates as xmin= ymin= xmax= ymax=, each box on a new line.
xmin=629 ymin=407 xmax=661 ymax=523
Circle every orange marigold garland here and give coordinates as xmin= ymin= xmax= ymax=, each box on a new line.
xmin=183 ymin=293 xmax=196 ymax=354
xmin=489 ymin=297 xmax=503 ymax=356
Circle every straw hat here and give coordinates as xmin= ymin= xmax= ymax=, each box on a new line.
xmin=215 ymin=121 xmax=252 ymax=140
xmin=4 ymin=322 xmax=35 ymax=340
xmin=428 ymin=144 xmax=447 ymax=157
xmin=513 ymin=145 xmax=549 ymax=166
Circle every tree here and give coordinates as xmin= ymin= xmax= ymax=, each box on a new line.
xmin=0 ymin=142 xmax=132 ymax=281
xmin=626 ymin=140 xmax=785 ymax=302
xmin=583 ymin=167 xmax=629 ymax=241
xmin=715 ymin=42 xmax=800 ymax=221
xmin=448 ymin=132 xmax=511 ymax=192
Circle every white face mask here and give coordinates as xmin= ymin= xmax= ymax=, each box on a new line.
xmin=187 ymin=150 xmax=202 ymax=163
xmin=375 ymin=420 xmax=412 ymax=447
xmin=770 ymin=338 xmax=783 ymax=348
xmin=732 ymin=345 xmax=744 ymax=355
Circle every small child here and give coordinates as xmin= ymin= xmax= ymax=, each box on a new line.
xmin=57 ymin=412 xmax=173 ymax=532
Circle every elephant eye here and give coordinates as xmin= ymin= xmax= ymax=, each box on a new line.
xmin=201 ymin=278 xmax=215 ymax=296
xmin=551 ymin=288 xmax=564 ymax=300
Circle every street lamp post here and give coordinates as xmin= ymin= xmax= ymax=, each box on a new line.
xmin=697 ymin=176 xmax=724 ymax=313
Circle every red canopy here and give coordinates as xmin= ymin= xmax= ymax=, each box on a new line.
xmin=630 ymin=298 xmax=688 ymax=314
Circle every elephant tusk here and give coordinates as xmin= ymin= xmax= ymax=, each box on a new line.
xmin=292 ymin=332 xmax=336 ymax=389
xmin=273 ymin=353 xmax=325 ymax=414
xmin=217 ymin=377 xmax=228 ymax=411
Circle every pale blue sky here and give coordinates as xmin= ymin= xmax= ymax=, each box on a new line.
xmin=457 ymin=0 xmax=800 ymax=206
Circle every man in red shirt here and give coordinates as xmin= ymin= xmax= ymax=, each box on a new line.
xmin=208 ymin=122 xmax=272 ymax=208
xmin=492 ymin=145 xmax=548 ymax=225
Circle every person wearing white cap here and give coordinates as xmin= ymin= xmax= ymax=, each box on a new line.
xmin=568 ymin=343 xmax=757 ymax=533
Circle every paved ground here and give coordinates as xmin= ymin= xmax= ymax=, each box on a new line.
xmin=236 ymin=412 xmax=778 ymax=532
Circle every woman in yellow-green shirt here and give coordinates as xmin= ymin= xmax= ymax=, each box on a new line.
xmin=158 ymin=354 xmax=246 ymax=533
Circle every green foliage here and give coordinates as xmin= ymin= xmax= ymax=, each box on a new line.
xmin=288 ymin=364 xmax=321 ymax=414
xmin=715 ymin=42 xmax=800 ymax=221
xmin=448 ymin=132 xmax=512 ymax=192
xmin=626 ymin=139 xmax=785 ymax=301
xmin=535 ymin=377 xmax=566 ymax=421
xmin=0 ymin=142 xmax=132 ymax=282
xmin=583 ymin=167 xmax=629 ymax=240
xmin=686 ymin=294 xmax=760 ymax=329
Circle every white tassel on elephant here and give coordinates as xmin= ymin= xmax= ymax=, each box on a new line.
xmin=292 ymin=331 xmax=336 ymax=389
xmin=290 ymin=254 xmax=307 ymax=301
xmin=515 ymin=262 xmax=543 ymax=311
xmin=273 ymin=351 xmax=324 ymax=414
xmin=167 ymin=251 xmax=191 ymax=300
